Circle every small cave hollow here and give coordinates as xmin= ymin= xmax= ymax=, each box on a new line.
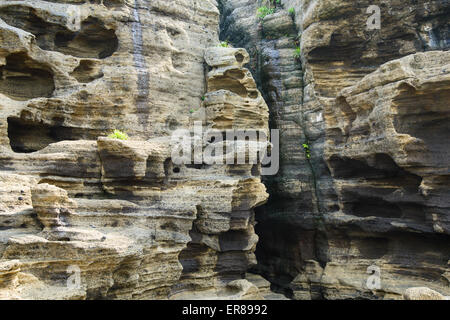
xmin=235 ymin=53 xmax=244 ymax=63
xmin=329 ymin=153 xmax=422 ymax=188
xmin=7 ymin=117 xmax=72 ymax=153
xmin=54 ymin=17 xmax=119 ymax=59
xmin=70 ymin=59 xmax=104 ymax=83
xmin=248 ymin=91 xmax=259 ymax=99
xmin=0 ymin=6 xmax=118 ymax=59
xmin=342 ymin=193 xmax=403 ymax=219
xmin=208 ymin=69 xmax=251 ymax=98
xmin=208 ymin=76 xmax=248 ymax=97
xmin=329 ymin=155 xmax=385 ymax=179
xmin=0 ymin=52 xmax=55 ymax=100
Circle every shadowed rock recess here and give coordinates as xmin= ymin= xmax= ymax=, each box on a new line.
xmin=0 ymin=0 xmax=448 ymax=300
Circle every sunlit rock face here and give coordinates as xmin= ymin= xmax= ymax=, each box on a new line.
xmin=220 ymin=0 xmax=449 ymax=299
xmin=0 ymin=0 xmax=220 ymax=143
xmin=0 ymin=0 xmax=449 ymax=300
xmin=0 ymin=0 xmax=280 ymax=300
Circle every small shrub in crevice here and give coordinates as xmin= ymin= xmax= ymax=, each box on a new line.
xmin=107 ymin=129 xmax=129 ymax=140
xmin=293 ymin=46 xmax=301 ymax=60
xmin=257 ymin=6 xmax=275 ymax=20
xmin=302 ymin=142 xmax=311 ymax=159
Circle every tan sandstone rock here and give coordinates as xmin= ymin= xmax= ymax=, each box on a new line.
xmin=404 ymin=287 xmax=446 ymax=300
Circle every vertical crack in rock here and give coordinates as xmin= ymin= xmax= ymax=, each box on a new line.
xmin=219 ymin=0 xmax=330 ymax=298
xmin=131 ymin=0 xmax=150 ymax=130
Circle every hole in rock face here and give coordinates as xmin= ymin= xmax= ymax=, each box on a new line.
xmin=54 ymin=17 xmax=118 ymax=59
xmin=208 ymin=69 xmax=251 ymax=97
xmin=173 ymin=167 xmax=180 ymax=173
xmin=0 ymin=52 xmax=55 ymax=100
xmin=0 ymin=5 xmax=56 ymax=47
xmin=103 ymin=0 xmax=125 ymax=8
xmin=0 ymin=6 xmax=118 ymax=59
xmin=248 ymin=91 xmax=258 ymax=99
xmin=344 ymin=197 xmax=402 ymax=218
xmin=7 ymin=117 xmax=73 ymax=153
xmin=342 ymin=193 xmax=402 ymax=218
xmin=70 ymin=60 xmax=104 ymax=83
xmin=235 ymin=53 xmax=244 ymax=63
xmin=209 ymin=77 xmax=248 ymax=97
xmin=329 ymin=155 xmax=385 ymax=179
xmin=329 ymin=153 xmax=422 ymax=188
xmin=226 ymin=69 xmax=245 ymax=80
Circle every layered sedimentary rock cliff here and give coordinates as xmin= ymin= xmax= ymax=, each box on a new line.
xmin=0 ymin=0 xmax=449 ymax=300
xmin=221 ymin=0 xmax=449 ymax=299
xmin=0 ymin=0 xmax=282 ymax=299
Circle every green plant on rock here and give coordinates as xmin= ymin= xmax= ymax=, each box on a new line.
xmin=288 ymin=8 xmax=295 ymax=16
xmin=219 ymin=41 xmax=229 ymax=47
xmin=302 ymin=142 xmax=311 ymax=159
xmin=107 ymin=129 xmax=129 ymax=140
xmin=257 ymin=6 xmax=274 ymax=20
xmin=293 ymin=46 xmax=301 ymax=59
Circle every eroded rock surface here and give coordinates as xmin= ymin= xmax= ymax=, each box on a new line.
xmin=0 ymin=0 xmax=449 ymax=300
xmin=220 ymin=0 xmax=449 ymax=299
xmin=403 ymin=287 xmax=447 ymax=300
xmin=0 ymin=0 xmax=275 ymax=300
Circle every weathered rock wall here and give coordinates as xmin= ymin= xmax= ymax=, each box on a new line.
xmin=220 ymin=0 xmax=449 ymax=299
xmin=0 ymin=0 xmax=282 ymax=299
xmin=0 ymin=0 xmax=448 ymax=300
